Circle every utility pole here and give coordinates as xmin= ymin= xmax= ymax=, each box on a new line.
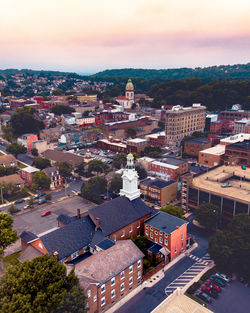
xmin=0 ymin=187 xmax=3 ymax=204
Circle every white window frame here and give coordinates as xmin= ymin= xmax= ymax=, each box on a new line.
xmin=129 ymin=226 xmax=133 ymax=233
xmin=111 ymin=289 xmax=115 ymax=299
xmin=111 ymin=277 xmax=115 ymax=286
xmin=165 ymin=239 xmax=168 ymax=245
xmin=137 ymin=222 xmax=140 ymax=228
xmin=101 ymin=284 xmax=105 ymax=294
xmin=146 ymin=230 xmax=148 ymax=236
xmin=181 ymin=234 xmax=184 ymax=240
xmin=87 ymin=290 xmax=91 ymax=298
xmin=129 ymin=265 xmax=133 ymax=274
xmin=137 ymin=259 xmax=141 ymax=268
xmin=137 ymin=271 xmax=141 ymax=279
xmin=120 ymin=282 xmax=125 ymax=292
xmin=159 ymin=237 xmax=163 ymax=244
xmin=120 ymin=271 xmax=125 ymax=280
xmin=93 ymin=295 xmax=97 ymax=302
xmin=155 ymin=238 xmax=158 ymax=243
xmin=129 ymin=276 xmax=133 ymax=285
xmin=101 ymin=296 xmax=105 ymax=307
xmin=150 ymin=233 xmax=153 ymax=239
xmin=71 ymin=251 xmax=79 ymax=260
xmin=145 ymin=225 xmax=148 ymax=229
xmin=121 ymin=230 xmax=125 ymax=237
xmin=155 ymin=231 xmax=158 ymax=235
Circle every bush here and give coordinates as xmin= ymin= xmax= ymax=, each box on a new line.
xmin=45 ymin=193 xmax=52 ymax=201
xmin=8 ymin=204 xmax=18 ymax=214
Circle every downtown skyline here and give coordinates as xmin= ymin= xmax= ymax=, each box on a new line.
xmin=0 ymin=0 xmax=250 ymax=73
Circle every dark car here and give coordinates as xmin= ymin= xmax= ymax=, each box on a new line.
xmin=197 ymin=292 xmax=212 ymax=304
xmin=201 ymin=286 xmax=218 ymax=299
xmin=210 ymin=276 xmax=226 ymax=287
xmin=37 ymin=193 xmax=46 ymax=198
xmin=41 ymin=210 xmax=51 ymax=217
xmin=14 ymin=199 xmax=25 ymax=204
xmin=38 ymin=199 xmax=46 ymax=205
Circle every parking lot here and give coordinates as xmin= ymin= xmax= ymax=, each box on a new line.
xmin=13 ymin=196 xmax=95 ymax=235
xmin=208 ymin=279 xmax=250 ymax=313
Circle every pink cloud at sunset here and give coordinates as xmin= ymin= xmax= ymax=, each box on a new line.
xmin=0 ymin=0 xmax=249 ymax=72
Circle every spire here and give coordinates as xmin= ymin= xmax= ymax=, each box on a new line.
xmin=119 ymin=154 xmax=141 ymax=201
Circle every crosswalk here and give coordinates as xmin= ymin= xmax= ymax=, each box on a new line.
xmin=165 ymin=253 xmax=213 ymax=297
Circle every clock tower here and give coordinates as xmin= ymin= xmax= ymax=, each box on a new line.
xmin=120 ymin=153 xmax=141 ymax=201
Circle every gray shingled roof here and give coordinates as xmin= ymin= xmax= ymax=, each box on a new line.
xmin=40 ymin=216 xmax=95 ymax=260
xmin=57 ymin=214 xmax=78 ymax=225
xmin=145 ymin=211 xmax=188 ymax=235
xmin=89 ymin=196 xmax=153 ymax=236
xmin=140 ymin=178 xmax=176 ymax=189
xmin=20 ymin=231 xmax=38 ymax=243
xmin=43 ymin=166 xmax=59 ymax=178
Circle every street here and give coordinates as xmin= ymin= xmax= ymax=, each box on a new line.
xmin=116 ymin=215 xmax=211 ymax=313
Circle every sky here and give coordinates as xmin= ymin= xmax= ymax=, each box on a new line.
xmin=0 ymin=0 xmax=249 ymax=73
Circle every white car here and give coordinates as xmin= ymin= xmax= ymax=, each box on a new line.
xmin=216 ymin=272 xmax=230 ymax=283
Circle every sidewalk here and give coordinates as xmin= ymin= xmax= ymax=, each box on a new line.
xmin=105 ymin=242 xmax=198 ymax=313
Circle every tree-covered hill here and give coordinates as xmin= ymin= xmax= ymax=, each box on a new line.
xmin=93 ymin=63 xmax=250 ymax=81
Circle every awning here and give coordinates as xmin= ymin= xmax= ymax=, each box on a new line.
xmin=159 ymin=247 xmax=170 ymax=256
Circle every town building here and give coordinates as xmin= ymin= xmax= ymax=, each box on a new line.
xmin=0 ymin=154 xmax=17 ymax=167
xmin=209 ymin=120 xmax=234 ymax=134
xmin=219 ymin=133 xmax=250 ymax=146
xmin=42 ymin=166 xmax=63 ymax=190
xmin=76 ymin=240 xmax=143 ymax=313
xmin=40 ymin=126 xmax=64 ymax=143
xmin=20 ymin=166 xmax=40 ymax=186
xmin=198 ymin=145 xmax=225 ymax=167
xmin=233 ymin=118 xmax=250 ymax=134
xmin=220 ymin=109 xmax=250 ymax=121
xmin=126 ymin=138 xmax=148 ymax=154
xmin=140 ymin=178 xmax=178 ymax=207
xmin=224 ymin=140 xmax=250 ymax=167
xmin=184 ymin=138 xmax=212 ymax=158
xmin=145 ymin=131 xmax=166 ymax=147
xmin=31 ymin=140 xmax=48 ymax=154
xmin=181 ymin=165 xmax=250 ymax=223
xmin=0 ymin=174 xmax=25 ymax=189
xmin=42 ymin=149 xmax=85 ymax=168
xmin=17 ymin=133 xmax=38 ymax=151
xmin=165 ymin=104 xmax=206 ymax=147
xmin=116 ymin=79 xmax=135 ymax=109
xmin=144 ymin=211 xmax=188 ymax=260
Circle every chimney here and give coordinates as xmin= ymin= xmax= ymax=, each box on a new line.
xmin=176 ymin=226 xmax=179 ymax=229
xmin=77 ymin=208 xmax=81 ymax=219
xmin=53 ymin=251 xmax=59 ymax=261
xmin=95 ymin=217 xmax=100 ymax=230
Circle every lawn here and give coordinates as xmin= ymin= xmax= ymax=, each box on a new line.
xmin=17 ymin=161 xmax=26 ymax=169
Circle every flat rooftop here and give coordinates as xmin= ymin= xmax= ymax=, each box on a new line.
xmin=200 ymin=144 xmax=225 ymax=156
xmin=220 ymin=133 xmax=250 ymax=144
xmin=185 ymin=137 xmax=211 ymax=145
xmin=192 ymin=165 xmax=250 ymax=203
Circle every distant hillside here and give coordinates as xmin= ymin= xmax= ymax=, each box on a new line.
xmin=93 ymin=63 xmax=250 ymax=81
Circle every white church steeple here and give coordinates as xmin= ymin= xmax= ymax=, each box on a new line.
xmin=120 ymin=154 xmax=141 ymax=201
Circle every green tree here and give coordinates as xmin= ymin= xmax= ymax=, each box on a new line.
xmin=0 ymin=166 xmax=18 ymax=177
xmin=56 ymin=161 xmax=73 ymax=178
xmin=8 ymin=204 xmax=18 ymax=214
xmin=160 ymin=205 xmax=184 ymax=219
xmin=32 ymin=157 xmax=51 ymax=170
xmin=87 ymin=160 xmax=109 ymax=174
xmin=0 ymin=213 xmax=18 ymax=256
xmin=1 ymin=125 xmax=14 ymax=142
xmin=135 ymin=165 xmax=148 ymax=180
xmin=0 ymin=255 xmax=87 ymax=313
xmin=11 ymin=107 xmax=44 ymax=136
xmin=27 ymin=197 xmax=36 ymax=207
xmin=158 ymin=121 xmax=165 ymax=129
xmin=208 ymin=214 xmax=250 ymax=280
xmin=127 ymin=127 xmax=137 ymax=137
xmin=6 ymin=143 xmax=27 ymax=157
xmin=113 ymin=153 xmax=127 ymax=169
xmin=81 ymin=176 xmax=107 ymax=204
xmin=45 ymin=193 xmax=52 ymax=201
xmin=75 ymin=162 xmax=85 ymax=176
xmin=131 ymin=236 xmax=149 ymax=256
xmin=141 ymin=145 xmax=162 ymax=158
xmin=31 ymin=148 xmax=38 ymax=157
xmin=109 ymin=174 xmax=122 ymax=194
xmin=51 ymin=105 xmax=75 ymax=115
xmin=194 ymin=203 xmax=220 ymax=230
xmin=33 ymin=171 xmax=51 ymax=190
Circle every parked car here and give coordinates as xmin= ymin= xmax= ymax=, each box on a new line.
xmin=38 ymin=199 xmax=46 ymax=205
xmin=14 ymin=199 xmax=25 ymax=204
xmin=37 ymin=193 xmax=46 ymax=198
xmin=197 ymin=292 xmax=212 ymax=304
xmin=41 ymin=210 xmax=51 ymax=217
xmin=205 ymin=280 xmax=221 ymax=292
xmin=201 ymin=285 xmax=218 ymax=299
xmin=216 ymin=273 xmax=230 ymax=283
xmin=210 ymin=276 xmax=226 ymax=287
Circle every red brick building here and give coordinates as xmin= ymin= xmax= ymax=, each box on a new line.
xmin=17 ymin=133 xmax=38 ymax=151
xmin=224 ymin=140 xmax=250 ymax=167
xmin=184 ymin=138 xmax=212 ymax=157
xmin=146 ymin=132 xmax=166 ymax=147
xmin=20 ymin=166 xmax=40 ymax=186
xmin=144 ymin=211 xmax=188 ymax=260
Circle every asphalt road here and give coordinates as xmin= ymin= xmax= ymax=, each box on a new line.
xmin=13 ymin=196 xmax=95 ymax=235
xmin=116 ymin=215 xmax=211 ymax=313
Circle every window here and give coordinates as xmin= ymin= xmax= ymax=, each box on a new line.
xmin=129 ymin=226 xmax=133 ymax=233
xmin=113 ymin=235 xmax=116 ymax=242
xmin=137 ymin=260 xmax=141 ymax=268
xmin=71 ymin=251 xmax=79 ymax=260
xmin=129 ymin=276 xmax=133 ymax=285
xmin=101 ymin=284 xmax=105 ymax=294
xmin=159 ymin=231 xmax=162 ymax=235
xmin=146 ymin=230 xmax=148 ymax=236
xmin=150 ymin=233 xmax=153 ymax=239
xmin=155 ymin=238 xmax=158 ymax=243
xmin=121 ymin=271 xmax=125 ymax=280
xmin=150 ymin=227 xmax=153 ymax=231
xmin=137 ymin=222 xmax=140 ymax=228
xmin=120 ymin=283 xmax=125 ymax=291
xmin=93 ymin=295 xmax=97 ymax=302
xmin=87 ymin=290 xmax=91 ymax=298
xmin=154 ymin=231 xmax=158 ymax=235
xmin=101 ymin=296 xmax=105 ymax=307
xmin=159 ymin=237 xmax=163 ymax=244
xmin=129 ymin=265 xmax=133 ymax=273
xmin=181 ymin=234 xmax=184 ymax=240
xmin=137 ymin=271 xmax=141 ymax=279
xmin=121 ymin=230 xmax=125 ymax=237
xmin=145 ymin=225 xmax=148 ymax=229
xmin=175 ymin=247 xmax=177 ymax=254
xmin=111 ymin=289 xmax=115 ymax=299
xmin=111 ymin=277 xmax=115 ymax=286
xmin=165 ymin=239 xmax=168 ymax=245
